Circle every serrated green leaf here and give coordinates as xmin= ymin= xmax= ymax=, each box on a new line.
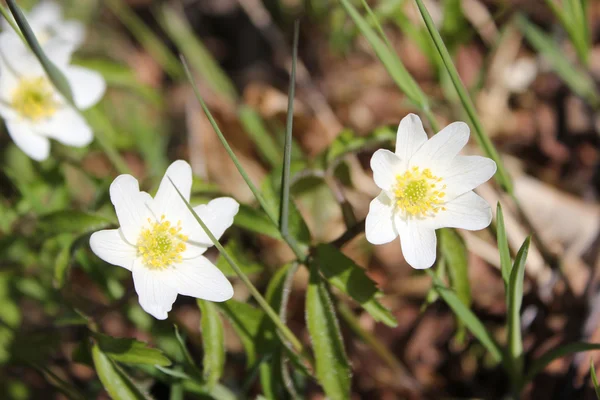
xmin=306 ymin=263 xmax=351 ymax=400
xmin=6 ymin=0 xmax=74 ymax=104
xmin=38 ymin=211 xmax=113 ymax=235
xmin=91 ymin=344 xmax=153 ymax=400
xmin=525 ymin=342 xmax=600 ymax=383
xmin=507 ymin=236 xmax=531 ymax=381
xmin=198 ymin=300 xmax=225 ymax=387
xmin=315 ymin=244 xmax=396 ymax=327
xmin=93 ymin=332 xmax=171 ymax=366
xmin=429 ymin=270 xmax=503 ymax=363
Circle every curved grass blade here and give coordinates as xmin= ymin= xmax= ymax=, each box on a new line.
xmin=516 ymin=14 xmax=599 ymax=109
xmin=306 ymin=262 xmax=351 ymax=400
xmin=525 ymin=342 xmax=600 ymax=383
xmin=506 ymin=236 xmax=531 ymax=385
xmin=6 ymin=0 xmax=74 ymax=104
xmin=413 ymin=0 xmax=513 ymax=193
xmin=428 ymin=269 xmax=503 ymax=363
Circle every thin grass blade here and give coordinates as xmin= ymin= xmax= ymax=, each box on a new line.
xmin=413 ymin=0 xmax=513 ymax=193
xmin=497 ymin=203 xmax=512 ymax=290
xmin=525 ymin=342 xmax=600 ymax=383
xmin=506 ymin=236 xmax=531 ymax=385
xmin=591 ymin=359 xmax=600 ymax=399
xmin=279 ymin=21 xmax=299 ymax=236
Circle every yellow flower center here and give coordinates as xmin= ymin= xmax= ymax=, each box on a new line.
xmin=394 ymin=167 xmax=447 ymax=217
xmin=136 ymin=216 xmax=188 ymax=270
xmin=11 ymin=77 xmax=58 ymax=121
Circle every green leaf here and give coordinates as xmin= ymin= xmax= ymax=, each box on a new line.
xmin=93 ymin=332 xmax=171 ymax=366
xmin=497 ymin=203 xmax=512 ymax=290
xmin=507 ymin=236 xmax=531 ymax=380
xmin=234 ymin=204 xmax=282 ymax=239
xmin=413 ymin=0 xmax=514 ymax=193
xmin=323 ymin=127 xmax=395 ymax=167
xmin=53 ymin=234 xmax=77 ymax=288
xmin=262 ymin=174 xmax=311 ymax=254
xmin=339 ymin=0 xmax=425 ymax=107
xmin=217 ymin=300 xmax=274 ymax=368
xmin=104 ymin=0 xmax=182 ymax=80
xmin=306 ymin=263 xmax=351 ymax=400
xmin=315 ymin=244 xmax=397 ymax=327
xmin=428 ymin=270 xmax=503 ymax=363
xmin=38 ymin=211 xmax=113 ymax=235
xmin=238 ymin=105 xmax=281 ymax=167
xmin=156 ymin=4 xmax=237 ymax=101
xmin=215 ymin=239 xmax=264 ymax=277
xmin=516 ymin=14 xmax=599 ymax=109
xmin=198 ymin=300 xmax=225 ymax=387
xmin=91 ymin=344 xmax=153 ymax=400
xmin=591 ymin=359 xmax=600 ymax=399
xmin=6 ymin=0 xmax=74 ymax=104
xmin=439 ymin=229 xmax=471 ymax=307
xmin=525 ymin=342 xmax=600 ymax=383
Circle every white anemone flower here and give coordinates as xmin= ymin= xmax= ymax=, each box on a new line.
xmin=1 ymin=1 xmax=85 ymax=53
xmin=0 ymin=34 xmax=105 ymax=161
xmin=90 ymin=160 xmax=238 ymax=320
xmin=366 ymin=114 xmax=497 ymax=269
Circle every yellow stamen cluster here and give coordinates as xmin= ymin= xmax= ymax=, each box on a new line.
xmin=11 ymin=77 xmax=58 ymax=121
xmin=394 ymin=167 xmax=447 ymax=217
xmin=137 ymin=216 xmax=188 ymax=270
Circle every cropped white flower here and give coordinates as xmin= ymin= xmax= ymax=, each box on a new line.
xmin=366 ymin=114 xmax=497 ymax=269
xmin=90 ymin=160 xmax=238 ymax=320
xmin=1 ymin=1 xmax=85 ymax=53
xmin=0 ymin=34 xmax=105 ymax=161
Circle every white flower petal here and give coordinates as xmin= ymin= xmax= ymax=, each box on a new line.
xmin=365 ymin=191 xmax=398 ymax=245
xmin=441 ymin=156 xmax=497 ymax=200
xmin=370 ymin=149 xmax=403 ymax=191
xmin=398 ymin=220 xmax=437 ymax=269
xmin=62 ymin=66 xmax=106 ymax=109
xmin=132 ymin=260 xmax=178 ymax=320
xmin=153 ymin=160 xmax=192 ymax=220
xmin=28 ymin=1 xmax=62 ymax=26
xmin=185 ymin=197 xmax=240 ymax=247
xmin=109 ymin=175 xmax=153 ymax=243
xmin=0 ymin=33 xmax=44 ymax=76
xmin=36 ymin=107 xmax=93 ymax=147
xmin=5 ymin=121 xmax=50 ymax=161
xmin=395 ymin=113 xmax=428 ymax=161
xmin=171 ymin=256 xmax=234 ymax=302
xmin=60 ymin=21 xmax=86 ymax=47
xmin=89 ymin=229 xmax=137 ymax=270
xmin=424 ymin=191 xmax=492 ymax=231
xmin=409 ymin=121 xmax=470 ymax=170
